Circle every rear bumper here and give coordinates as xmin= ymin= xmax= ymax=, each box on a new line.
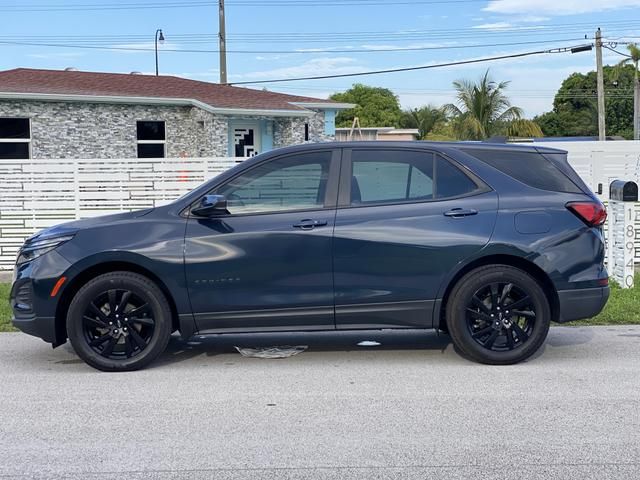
xmin=556 ymin=286 xmax=610 ymax=323
xmin=12 ymin=314 xmax=57 ymax=344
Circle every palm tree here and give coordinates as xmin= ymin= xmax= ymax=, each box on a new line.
xmin=507 ymin=119 xmax=544 ymax=138
xmin=399 ymin=105 xmax=446 ymax=139
xmin=616 ymin=44 xmax=640 ymax=140
xmin=444 ymin=70 xmax=540 ymax=140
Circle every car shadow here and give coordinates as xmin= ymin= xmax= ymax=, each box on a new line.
xmin=52 ymin=326 xmax=597 ymax=370
xmin=545 ymin=325 xmax=596 ymax=347
xmin=151 ymin=329 xmax=454 ymax=368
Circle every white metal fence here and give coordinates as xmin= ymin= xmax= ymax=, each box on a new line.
xmin=2 ymin=142 xmax=640 ymax=270
xmin=533 ymin=141 xmax=640 ymax=267
xmin=538 ymin=141 xmax=640 ymax=201
xmin=0 ymin=157 xmax=243 ymax=270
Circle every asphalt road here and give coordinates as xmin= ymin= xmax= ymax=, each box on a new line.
xmin=1 ymin=326 xmax=639 ymax=480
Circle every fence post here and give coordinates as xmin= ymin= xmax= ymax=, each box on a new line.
xmin=608 ymin=180 xmax=638 ymax=288
xmin=71 ymin=159 xmax=79 ymax=220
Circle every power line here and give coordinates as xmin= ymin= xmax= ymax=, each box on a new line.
xmin=223 ymin=18 xmax=640 ymax=36
xmin=0 ymin=0 xmax=498 ymax=11
xmin=0 ymin=19 xmax=636 ymax=45
xmin=269 ymin=85 xmax=637 ymax=93
xmin=604 ymin=45 xmax=633 ymax=58
xmin=228 ymin=45 xmax=589 ymax=85
xmin=263 ymin=83 xmax=635 ymax=96
xmin=0 ymin=37 xmax=594 ymax=55
xmin=1 ymin=17 xmax=635 ymax=38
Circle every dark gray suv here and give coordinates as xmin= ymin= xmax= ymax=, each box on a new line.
xmin=11 ymin=142 xmax=609 ymax=371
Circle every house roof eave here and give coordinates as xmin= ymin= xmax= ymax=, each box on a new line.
xmin=289 ymin=102 xmax=355 ymax=110
xmin=0 ymin=91 xmax=317 ymax=118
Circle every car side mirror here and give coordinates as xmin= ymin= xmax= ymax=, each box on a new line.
xmin=191 ymin=194 xmax=228 ymax=217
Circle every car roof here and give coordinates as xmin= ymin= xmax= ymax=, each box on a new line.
xmin=268 ymin=141 xmax=567 ymax=155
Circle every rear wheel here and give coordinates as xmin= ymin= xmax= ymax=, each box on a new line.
xmin=446 ymin=265 xmax=551 ymax=365
xmin=66 ymin=271 xmax=172 ymax=371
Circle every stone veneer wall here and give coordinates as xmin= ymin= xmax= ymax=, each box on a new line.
xmin=0 ymin=100 xmax=335 ymax=159
xmin=0 ymin=100 xmax=228 ymax=159
xmin=273 ymin=111 xmax=333 ymax=149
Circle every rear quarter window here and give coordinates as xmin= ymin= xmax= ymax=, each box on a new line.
xmin=460 ymin=148 xmax=581 ymax=193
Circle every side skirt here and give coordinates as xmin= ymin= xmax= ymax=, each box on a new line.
xmin=193 ymin=306 xmax=334 ymax=334
xmin=184 ymin=300 xmax=439 ymax=335
xmin=335 ymin=300 xmax=436 ymax=330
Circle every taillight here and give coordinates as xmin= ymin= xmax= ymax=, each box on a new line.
xmin=566 ymin=201 xmax=607 ymax=227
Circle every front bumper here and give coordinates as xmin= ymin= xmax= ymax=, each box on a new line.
xmin=10 ymin=249 xmax=72 ymax=346
xmin=12 ymin=314 xmax=57 ymax=344
xmin=10 ymin=278 xmax=59 ymax=344
xmin=556 ymin=286 xmax=610 ymax=323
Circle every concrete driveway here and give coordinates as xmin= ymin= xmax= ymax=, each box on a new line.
xmin=0 ymin=326 xmax=639 ymax=479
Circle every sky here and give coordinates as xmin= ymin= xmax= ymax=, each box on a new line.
xmin=1 ymin=0 xmax=640 ymax=117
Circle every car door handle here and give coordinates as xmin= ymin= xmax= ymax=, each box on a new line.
xmin=443 ymin=208 xmax=478 ymax=218
xmin=293 ymin=219 xmax=328 ymax=230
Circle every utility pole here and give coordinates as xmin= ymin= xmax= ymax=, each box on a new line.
xmin=218 ymin=0 xmax=227 ymax=84
xmin=634 ymin=68 xmax=639 ymax=140
xmin=595 ymin=28 xmax=606 ymax=141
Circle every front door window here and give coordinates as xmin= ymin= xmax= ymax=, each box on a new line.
xmin=215 ymin=152 xmax=332 ymax=215
xmin=233 ymin=125 xmax=261 ymax=157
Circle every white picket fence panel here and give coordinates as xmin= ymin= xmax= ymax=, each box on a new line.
xmin=0 ymin=157 xmax=244 ymax=270
xmin=3 ymin=142 xmax=640 ymax=271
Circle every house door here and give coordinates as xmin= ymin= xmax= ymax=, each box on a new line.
xmin=232 ymin=123 xmax=262 ymax=157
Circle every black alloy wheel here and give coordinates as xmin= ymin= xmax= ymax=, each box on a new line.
xmin=67 ymin=271 xmax=172 ymax=371
xmin=82 ymin=288 xmax=156 ymax=359
xmin=465 ymin=282 xmax=536 ymax=352
xmin=446 ymin=265 xmax=551 ymax=365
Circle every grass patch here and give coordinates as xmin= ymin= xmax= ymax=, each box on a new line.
xmin=0 ymin=283 xmax=16 ymax=332
xmin=1 ymin=276 xmax=640 ymax=332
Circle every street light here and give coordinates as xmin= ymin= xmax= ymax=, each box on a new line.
xmin=155 ymin=29 xmax=165 ymax=76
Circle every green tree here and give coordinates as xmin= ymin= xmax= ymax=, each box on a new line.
xmin=330 ymin=84 xmax=402 ymax=128
xmin=615 ymin=43 xmax=640 ymax=139
xmin=398 ymin=105 xmax=447 ymax=139
xmin=535 ymin=65 xmax=636 ymax=139
xmin=444 ymin=70 xmax=538 ymax=140
xmin=506 ymin=119 xmax=544 ymax=138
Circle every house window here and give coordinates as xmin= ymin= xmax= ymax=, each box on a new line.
xmin=137 ymin=121 xmax=166 ymax=158
xmin=0 ymin=118 xmax=30 ymax=159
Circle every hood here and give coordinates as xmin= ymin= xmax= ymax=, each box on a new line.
xmin=25 ymin=208 xmax=154 ymax=244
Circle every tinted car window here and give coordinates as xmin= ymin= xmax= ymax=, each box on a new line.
xmin=352 ymin=157 xmax=434 ymax=203
xmin=351 ymin=150 xmax=479 ymax=205
xmin=435 ymin=156 xmax=480 ymax=198
xmin=215 ymin=151 xmax=331 ymax=215
xmin=460 ymin=148 xmax=581 ymax=193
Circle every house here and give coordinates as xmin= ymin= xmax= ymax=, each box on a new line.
xmin=335 ymin=127 xmax=420 ymax=142
xmin=0 ymin=68 xmax=353 ymax=160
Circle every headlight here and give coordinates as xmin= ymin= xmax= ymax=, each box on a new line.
xmin=16 ymin=235 xmax=74 ymax=265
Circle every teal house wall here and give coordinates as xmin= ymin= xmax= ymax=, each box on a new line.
xmin=324 ymin=110 xmax=336 ymax=136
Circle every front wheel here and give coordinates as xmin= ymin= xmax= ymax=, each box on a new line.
xmin=67 ymin=271 xmax=172 ymax=371
xmin=446 ymin=265 xmax=551 ymax=365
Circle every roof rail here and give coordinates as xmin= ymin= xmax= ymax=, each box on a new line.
xmin=483 ymin=136 xmax=508 ymax=143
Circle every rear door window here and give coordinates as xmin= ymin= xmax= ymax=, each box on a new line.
xmin=460 ymin=148 xmax=581 ymax=193
xmin=350 ymin=149 xmax=481 ymax=205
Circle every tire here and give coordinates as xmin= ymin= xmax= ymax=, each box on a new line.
xmin=66 ymin=271 xmax=172 ymax=372
xmin=446 ymin=265 xmax=551 ymax=365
